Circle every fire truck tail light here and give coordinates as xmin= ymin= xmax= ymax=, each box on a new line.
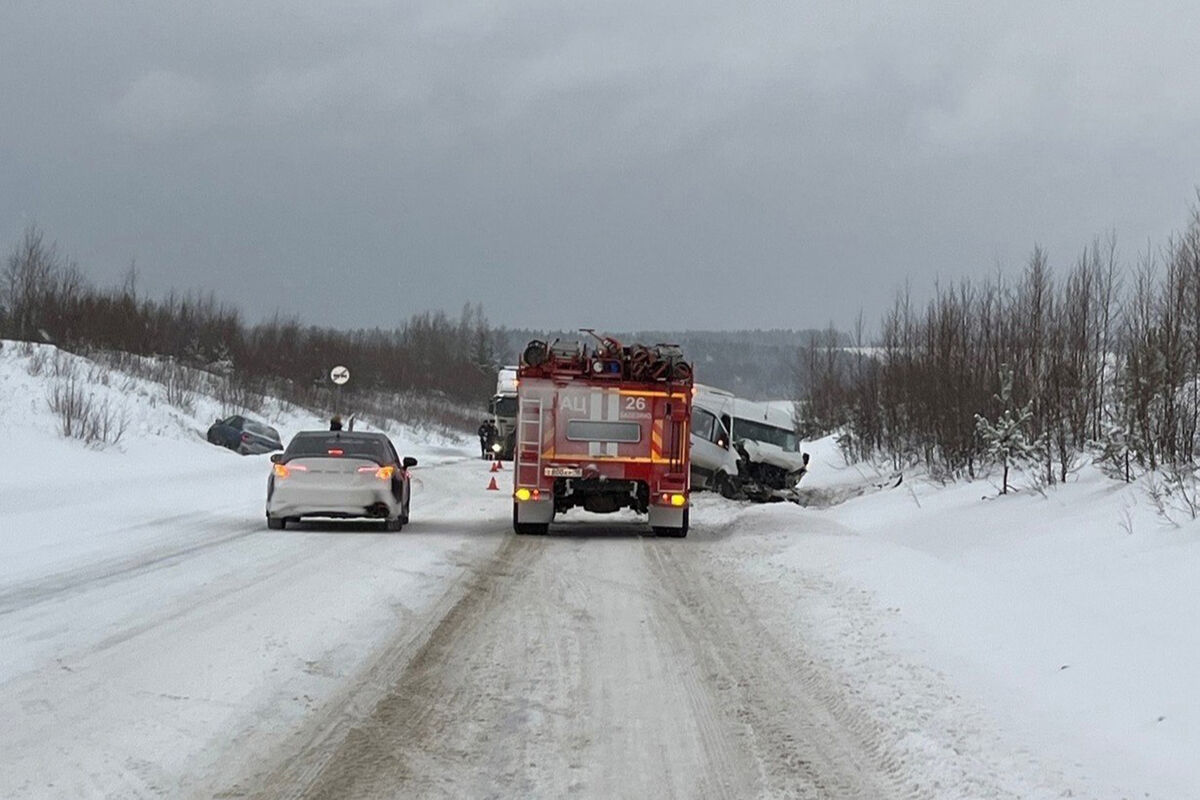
xmin=661 ymin=493 xmax=686 ymax=506
xmin=515 ymin=488 xmax=531 ymax=501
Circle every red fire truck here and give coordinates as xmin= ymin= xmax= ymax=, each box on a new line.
xmin=511 ymin=332 xmax=693 ymax=537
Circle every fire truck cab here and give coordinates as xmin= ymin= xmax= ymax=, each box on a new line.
xmin=512 ymin=333 xmax=693 ymax=537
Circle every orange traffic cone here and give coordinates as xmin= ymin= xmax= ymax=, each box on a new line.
xmin=490 ymin=460 xmax=500 ymax=473
xmin=486 ymin=476 xmax=500 ymax=491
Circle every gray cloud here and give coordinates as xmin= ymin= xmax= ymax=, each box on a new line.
xmin=3 ymin=1 xmax=1200 ymax=332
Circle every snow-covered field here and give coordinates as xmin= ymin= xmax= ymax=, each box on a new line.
xmin=2 ymin=342 xmax=1198 ymax=798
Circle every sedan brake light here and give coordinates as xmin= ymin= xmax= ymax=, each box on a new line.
xmin=357 ymin=465 xmax=395 ymax=480
xmin=273 ymin=463 xmax=307 ymax=478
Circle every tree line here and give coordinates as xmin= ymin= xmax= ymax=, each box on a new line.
xmin=1 ymin=226 xmax=500 ymax=426
xmin=801 ymin=207 xmax=1200 ymax=488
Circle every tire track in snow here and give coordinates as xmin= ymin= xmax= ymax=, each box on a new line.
xmin=0 ymin=458 xmax=478 ymax=618
xmin=245 ymin=522 xmax=905 ymax=799
xmin=643 ymin=536 xmax=908 ymax=799
xmin=0 ymin=517 xmax=257 ymax=616
xmin=233 ymin=530 xmax=533 ymax=800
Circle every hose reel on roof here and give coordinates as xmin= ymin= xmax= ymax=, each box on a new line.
xmin=522 ymin=340 xmax=548 ymax=367
xmin=628 ymin=343 xmax=692 ymax=383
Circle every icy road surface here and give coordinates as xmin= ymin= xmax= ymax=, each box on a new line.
xmin=250 ymin=519 xmax=907 ymax=800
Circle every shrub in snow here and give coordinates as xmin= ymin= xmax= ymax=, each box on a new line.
xmin=44 ymin=358 xmax=129 ymax=447
xmin=160 ymin=358 xmax=199 ymax=415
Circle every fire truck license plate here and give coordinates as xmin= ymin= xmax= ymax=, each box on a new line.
xmin=544 ymin=466 xmax=583 ymax=478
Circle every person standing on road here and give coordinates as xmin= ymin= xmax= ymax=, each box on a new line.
xmin=330 ymin=415 xmax=343 ymax=431
xmin=478 ymin=419 xmax=497 ymax=459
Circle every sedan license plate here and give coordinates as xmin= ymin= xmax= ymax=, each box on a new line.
xmin=544 ymin=466 xmax=582 ymax=478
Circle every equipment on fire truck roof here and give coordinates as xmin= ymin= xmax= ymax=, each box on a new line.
xmin=519 ymin=332 xmax=693 ymax=385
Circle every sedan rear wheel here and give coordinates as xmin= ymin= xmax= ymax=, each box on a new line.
xmin=384 ymin=516 xmax=404 ymax=532
xmin=267 ymin=516 xmax=286 ymax=530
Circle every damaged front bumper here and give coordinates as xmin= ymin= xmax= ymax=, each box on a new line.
xmin=731 ymin=441 xmax=811 ymax=502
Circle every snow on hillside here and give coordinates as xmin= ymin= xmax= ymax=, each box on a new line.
xmin=0 ymin=340 xmax=467 ymax=452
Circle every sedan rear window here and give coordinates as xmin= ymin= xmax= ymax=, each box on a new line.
xmin=285 ymin=435 xmax=389 ymax=463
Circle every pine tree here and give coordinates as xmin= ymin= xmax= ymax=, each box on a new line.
xmin=975 ymin=365 xmax=1041 ymax=494
xmin=1097 ymin=418 xmax=1134 ymax=483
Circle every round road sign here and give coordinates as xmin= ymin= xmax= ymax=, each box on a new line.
xmin=330 ymin=365 xmax=350 ymax=385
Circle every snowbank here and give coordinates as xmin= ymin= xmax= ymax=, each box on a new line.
xmin=740 ymin=440 xmax=1200 ymax=798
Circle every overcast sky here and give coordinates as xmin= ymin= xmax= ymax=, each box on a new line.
xmin=3 ymin=1 xmax=1199 ymax=332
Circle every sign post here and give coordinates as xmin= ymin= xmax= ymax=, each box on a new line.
xmin=330 ymin=365 xmax=350 ymax=418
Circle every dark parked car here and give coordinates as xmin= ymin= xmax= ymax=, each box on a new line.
xmin=206 ymin=415 xmax=283 ymax=455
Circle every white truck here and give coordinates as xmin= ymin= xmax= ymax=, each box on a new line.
xmin=488 ymin=366 xmax=519 ymax=460
xmin=689 ymin=385 xmax=810 ymax=502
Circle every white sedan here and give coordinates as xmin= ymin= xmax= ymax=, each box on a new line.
xmin=266 ymin=431 xmax=416 ymax=531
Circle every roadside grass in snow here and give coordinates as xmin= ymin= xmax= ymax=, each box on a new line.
xmin=46 ymin=370 xmax=129 ymax=446
xmin=76 ymin=344 xmax=478 ymax=440
xmin=26 ymin=346 xmax=131 ymax=447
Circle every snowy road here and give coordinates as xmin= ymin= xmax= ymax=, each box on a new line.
xmin=0 ymin=445 xmax=498 ymax=799
xmin=244 ymin=517 xmax=908 ymax=800
xmin=2 ymin=445 xmax=900 ymax=800
xmin=0 ymin=445 xmax=1161 ymax=800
